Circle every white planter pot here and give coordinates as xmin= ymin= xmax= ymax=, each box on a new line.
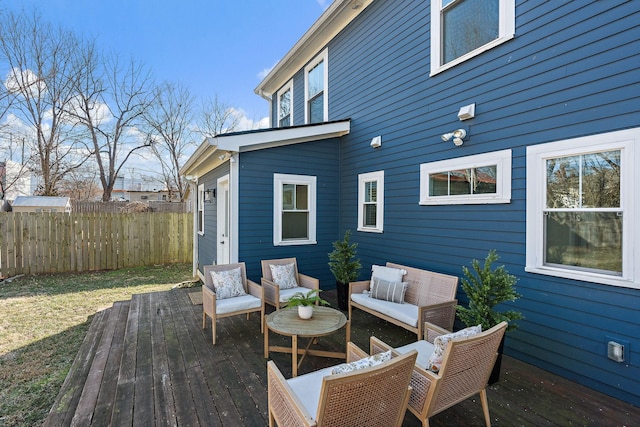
xmin=298 ymin=305 xmax=313 ymax=319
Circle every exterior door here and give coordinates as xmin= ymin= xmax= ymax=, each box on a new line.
xmin=216 ymin=176 xmax=230 ymax=265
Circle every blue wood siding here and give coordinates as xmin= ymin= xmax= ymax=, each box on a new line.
xmin=197 ymin=165 xmax=230 ymax=272
xmin=237 ymin=139 xmax=341 ymax=285
xmin=309 ymin=0 xmax=639 ymax=405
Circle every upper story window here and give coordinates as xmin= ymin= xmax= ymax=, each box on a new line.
xmin=430 ymin=0 xmax=515 ymax=75
xmin=273 ymin=173 xmax=317 ymax=246
xmin=277 ymin=80 xmax=293 ymax=127
xmin=358 ymin=171 xmax=384 ymax=233
xmin=198 ymin=183 xmax=205 ymax=235
xmin=420 ymin=150 xmax=511 ymax=205
xmin=526 ymin=128 xmax=639 ymax=289
xmin=305 ymin=49 xmax=328 ymax=124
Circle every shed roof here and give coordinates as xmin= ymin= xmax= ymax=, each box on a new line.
xmin=12 ymin=196 xmax=71 ymax=207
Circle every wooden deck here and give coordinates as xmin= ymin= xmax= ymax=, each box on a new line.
xmin=44 ymin=287 xmax=640 ymax=426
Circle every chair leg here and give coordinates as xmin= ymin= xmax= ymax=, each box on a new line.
xmin=202 ymin=311 xmax=206 ymax=329
xmin=212 ymin=318 xmax=217 ymax=345
xmin=480 ymin=389 xmax=491 ymax=427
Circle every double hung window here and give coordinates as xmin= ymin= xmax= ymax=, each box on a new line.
xmin=198 ymin=184 xmax=205 ymax=235
xmin=273 ymin=174 xmax=317 ymax=245
xmin=277 ymin=81 xmax=292 ymax=127
xmin=358 ymin=171 xmax=384 ymax=233
xmin=305 ymin=50 xmax=328 ymax=123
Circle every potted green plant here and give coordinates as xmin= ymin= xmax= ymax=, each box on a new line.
xmin=328 ymin=230 xmax=361 ymax=311
xmin=456 ymin=249 xmax=523 ymax=384
xmin=284 ymin=289 xmax=329 ymax=319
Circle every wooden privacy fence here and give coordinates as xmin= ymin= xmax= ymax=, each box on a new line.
xmin=0 ymin=212 xmax=193 ymax=278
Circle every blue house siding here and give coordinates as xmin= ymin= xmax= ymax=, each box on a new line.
xmin=236 ymin=139 xmax=341 ymax=285
xmin=293 ymin=0 xmax=640 ymax=405
xmin=197 ymin=165 xmax=230 ymax=270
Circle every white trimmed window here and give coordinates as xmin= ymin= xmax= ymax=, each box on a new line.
xmin=526 ymin=128 xmax=639 ymax=289
xmin=430 ymin=0 xmax=515 ymax=75
xmin=305 ymin=49 xmax=328 ymax=124
xmin=358 ymin=171 xmax=384 ymax=233
xmin=420 ymin=150 xmax=511 ymax=205
xmin=277 ymin=80 xmax=293 ymax=127
xmin=273 ymin=173 xmax=317 ymax=246
xmin=197 ymin=183 xmax=205 ymax=235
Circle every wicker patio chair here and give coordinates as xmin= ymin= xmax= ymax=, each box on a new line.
xmin=261 ymin=257 xmax=320 ymax=312
xmin=370 ymin=321 xmax=508 ymax=427
xmin=267 ymin=342 xmax=417 ymax=427
xmin=202 ymin=263 xmax=263 ymax=345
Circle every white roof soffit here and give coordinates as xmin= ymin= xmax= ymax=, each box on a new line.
xmin=211 ymin=119 xmax=350 ymax=152
xmin=254 ymin=0 xmax=373 ymax=100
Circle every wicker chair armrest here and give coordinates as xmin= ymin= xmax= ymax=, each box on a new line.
xmin=423 ymin=322 xmax=452 ymax=343
xmin=267 ymin=361 xmax=315 ymax=427
xmin=261 ymin=278 xmax=280 ymax=305
xmin=202 ymin=284 xmax=216 ymax=313
xmin=370 ymin=336 xmax=394 ymax=355
xmin=247 ymin=279 xmax=262 ymax=299
xmin=348 ymin=280 xmax=370 ymax=296
xmin=298 ymin=273 xmax=320 ymax=290
xmin=346 ymin=342 xmax=368 ymax=363
xmin=418 ymin=299 xmax=458 ymax=332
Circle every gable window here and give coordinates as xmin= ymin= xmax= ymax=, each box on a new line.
xmin=277 ymin=80 xmax=293 ymax=127
xmin=273 ymin=173 xmax=317 ymax=245
xmin=420 ymin=150 xmax=511 ymax=205
xmin=526 ymin=128 xmax=639 ymax=289
xmin=198 ymin=183 xmax=205 ymax=235
xmin=305 ymin=49 xmax=328 ymax=124
xmin=430 ymin=0 xmax=515 ymax=75
xmin=358 ymin=171 xmax=384 ymax=233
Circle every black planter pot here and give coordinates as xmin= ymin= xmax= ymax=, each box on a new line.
xmin=336 ymin=281 xmax=348 ymax=311
xmin=488 ymin=333 xmax=506 ymax=385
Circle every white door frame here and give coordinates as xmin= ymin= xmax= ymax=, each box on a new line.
xmin=216 ymin=175 xmax=230 ymax=265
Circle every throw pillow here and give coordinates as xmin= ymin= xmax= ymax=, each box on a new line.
xmin=370 ymin=265 xmax=406 ymax=284
xmin=210 ymin=267 xmax=246 ymax=300
xmin=369 ymin=277 xmax=408 ymax=303
xmin=427 ymin=325 xmax=482 ymax=372
xmin=269 ymin=263 xmax=298 ymax=289
xmin=331 ymin=351 xmax=392 ymax=374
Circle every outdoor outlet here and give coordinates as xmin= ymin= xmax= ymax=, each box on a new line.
xmin=607 ymin=339 xmax=627 ymax=363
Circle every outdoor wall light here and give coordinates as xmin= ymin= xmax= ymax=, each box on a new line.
xmin=441 ymin=129 xmax=467 ymax=146
xmin=204 ymin=189 xmax=215 ymax=202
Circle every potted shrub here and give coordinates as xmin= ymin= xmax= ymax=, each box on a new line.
xmin=456 ymin=249 xmax=523 ymax=384
xmin=284 ymin=289 xmax=329 ymax=319
xmin=328 ymin=230 xmax=361 ymax=311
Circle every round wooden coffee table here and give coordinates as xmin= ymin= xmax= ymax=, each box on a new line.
xmin=264 ymin=306 xmax=350 ymax=377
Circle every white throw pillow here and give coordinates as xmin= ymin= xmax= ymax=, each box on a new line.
xmin=427 ymin=325 xmax=482 ymax=372
xmin=370 ymin=265 xmax=406 ymax=287
xmin=331 ymin=351 xmax=392 ymax=374
xmin=210 ymin=267 xmax=246 ymax=300
xmin=269 ymin=263 xmax=298 ymax=289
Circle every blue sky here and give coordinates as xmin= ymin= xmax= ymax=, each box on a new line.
xmin=4 ymin=0 xmax=330 ymax=127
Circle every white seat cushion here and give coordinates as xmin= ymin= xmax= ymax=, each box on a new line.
xmin=216 ymin=294 xmax=261 ymax=315
xmin=286 ymin=366 xmax=334 ymax=420
xmin=351 ymin=293 xmax=418 ymax=327
xmin=278 ymin=286 xmax=312 ymax=302
xmin=395 ymin=340 xmax=435 ymax=369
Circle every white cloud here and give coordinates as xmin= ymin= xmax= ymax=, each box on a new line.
xmin=228 ymin=107 xmax=269 ymax=131
xmin=316 ymin=0 xmax=331 ymax=8
xmin=4 ymin=67 xmax=46 ymax=96
xmin=257 ymin=63 xmax=276 ymax=81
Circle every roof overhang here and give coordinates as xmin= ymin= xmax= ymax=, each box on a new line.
xmin=254 ymin=0 xmax=373 ymax=100
xmin=180 ymin=119 xmax=350 ymax=178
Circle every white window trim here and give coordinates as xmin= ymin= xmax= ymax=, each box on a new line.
xmin=277 ymin=80 xmax=293 ymax=127
xmin=419 ymin=150 xmax=512 ymax=205
xmin=430 ymin=0 xmax=515 ymax=76
xmin=525 ymin=128 xmax=639 ymax=289
xmin=304 ymin=49 xmax=328 ymax=124
xmin=358 ymin=170 xmax=384 ymax=233
xmin=197 ymin=183 xmax=205 ymax=235
xmin=273 ymin=173 xmax=317 ymax=246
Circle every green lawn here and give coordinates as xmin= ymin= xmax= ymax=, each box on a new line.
xmin=0 ymin=264 xmax=195 ymax=427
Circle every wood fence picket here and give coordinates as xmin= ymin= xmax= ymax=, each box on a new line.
xmin=0 ymin=212 xmax=193 ymax=278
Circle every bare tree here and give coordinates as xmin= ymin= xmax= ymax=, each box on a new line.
xmin=144 ymin=81 xmax=195 ymax=201
xmin=57 ymin=164 xmax=102 ymax=201
xmin=69 ymin=43 xmax=156 ymax=201
xmin=196 ymin=94 xmax=241 ymax=138
xmin=0 ymin=10 xmax=89 ymax=196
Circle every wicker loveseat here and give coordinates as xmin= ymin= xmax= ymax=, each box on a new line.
xmin=348 ymin=262 xmax=458 ymax=339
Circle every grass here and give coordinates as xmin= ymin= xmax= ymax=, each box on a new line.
xmin=0 ymin=263 xmax=194 ymax=427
